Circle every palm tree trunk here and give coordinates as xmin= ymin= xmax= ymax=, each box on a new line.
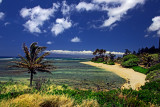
xmin=30 ymin=71 xmax=33 ymax=87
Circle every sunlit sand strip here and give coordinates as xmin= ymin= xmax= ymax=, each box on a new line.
xmin=80 ymin=61 xmax=146 ymax=90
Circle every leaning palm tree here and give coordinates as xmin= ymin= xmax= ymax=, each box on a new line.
xmin=10 ymin=42 xmax=55 ymax=86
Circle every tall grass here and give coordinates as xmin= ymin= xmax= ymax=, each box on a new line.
xmin=0 ymin=80 xmax=159 ymax=107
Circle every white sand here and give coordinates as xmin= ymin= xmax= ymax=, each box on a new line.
xmin=80 ymin=61 xmax=146 ymax=90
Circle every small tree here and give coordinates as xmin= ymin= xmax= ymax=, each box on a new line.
xmin=10 ymin=42 xmax=55 ymax=86
xmin=140 ymin=53 xmax=154 ymax=68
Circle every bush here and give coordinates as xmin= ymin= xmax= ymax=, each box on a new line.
xmin=107 ymin=60 xmax=115 ymax=65
xmin=132 ymin=66 xmax=149 ymax=74
xmin=123 ymin=54 xmax=138 ymax=62
xmin=149 ymin=63 xmax=160 ymax=71
xmin=121 ymin=58 xmax=139 ymax=68
xmin=146 ymin=70 xmax=160 ymax=82
xmin=97 ymin=58 xmax=104 ymax=62
xmin=141 ymin=80 xmax=160 ymax=91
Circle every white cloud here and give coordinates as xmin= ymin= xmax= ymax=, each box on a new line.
xmin=46 ymin=41 xmax=52 ymax=45
xmin=71 ymin=37 xmax=81 ymax=42
xmin=76 ymin=2 xmax=99 ymax=11
xmin=148 ymin=16 xmax=160 ymax=36
xmin=101 ymin=0 xmax=145 ymax=27
xmin=4 ymin=22 xmax=10 ymax=26
xmin=144 ymin=35 xmax=149 ymax=38
xmin=61 ymin=1 xmax=71 ymax=15
xmin=20 ymin=3 xmax=59 ymax=33
xmin=74 ymin=0 xmax=145 ymax=28
xmin=46 ymin=50 xmax=93 ymax=55
xmin=0 ymin=12 xmax=4 ymax=20
xmin=51 ymin=17 xmax=72 ymax=36
xmin=46 ymin=50 xmax=124 ymax=55
xmin=0 ymin=0 xmax=2 ymax=4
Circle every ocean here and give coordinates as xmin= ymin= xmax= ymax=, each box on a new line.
xmin=0 ymin=57 xmax=126 ymax=90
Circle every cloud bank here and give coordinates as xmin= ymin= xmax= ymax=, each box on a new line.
xmin=46 ymin=50 xmax=124 ymax=55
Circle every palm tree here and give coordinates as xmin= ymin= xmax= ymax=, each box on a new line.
xmin=10 ymin=42 xmax=55 ymax=86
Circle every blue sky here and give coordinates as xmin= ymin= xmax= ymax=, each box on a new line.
xmin=0 ymin=0 xmax=160 ymax=56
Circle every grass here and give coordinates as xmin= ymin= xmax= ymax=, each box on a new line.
xmin=132 ymin=66 xmax=149 ymax=74
xmin=0 ymin=80 xmax=160 ymax=107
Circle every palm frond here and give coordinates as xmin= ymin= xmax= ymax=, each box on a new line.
xmin=35 ymin=52 xmax=50 ymax=64
xmin=33 ymin=47 xmax=47 ymax=60
xmin=23 ymin=43 xmax=31 ymax=61
xmin=18 ymin=55 xmax=28 ymax=64
xmin=30 ymin=42 xmax=38 ymax=61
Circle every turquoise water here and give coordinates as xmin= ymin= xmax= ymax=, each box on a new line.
xmin=0 ymin=57 xmax=126 ymax=90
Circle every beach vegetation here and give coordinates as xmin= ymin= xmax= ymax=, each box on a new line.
xmin=9 ymin=42 xmax=55 ymax=87
xmin=107 ymin=60 xmax=115 ymax=65
xmin=139 ymin=53 xmax=154 ymax=68
xmin=121 ymin=58 xmax=139 ymax=68
xmin=132 ymin=66 xmax=149 ymax=74
xmin=148 ymin=63 xmax=160 ymax=71
xmin=0 ymin=80 xmax=160 ymax=106
xmin=146 ymin=70 xmax=160 ymax=82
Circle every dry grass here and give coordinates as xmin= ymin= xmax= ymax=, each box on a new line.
xmin=0 ymin=93 xmax=99 ymax=107
xmin=0 ymin=84 xmax=29 ymax=94
xmin=0 ymin=94 xmax=74 ymax=107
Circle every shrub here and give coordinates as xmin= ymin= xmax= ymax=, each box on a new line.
xmin=107 ymin=60 xmax=115 ymax=65
xmin=141 ymin=80 xmax=160 ymax=91
xmin=97 ymin=58 xmax=104 ymax=62
xmin=148 ymin=63 xmax=160 ymax=71
xmin=123 ymin=54 xmax=138 ymax=62
xmin=146 ymin=70 xmax=160 ymax=82
xmin=121 ymin=58 xmax=139 ymax=68
xmin=132 ymin=66 xmax=149 ymax=74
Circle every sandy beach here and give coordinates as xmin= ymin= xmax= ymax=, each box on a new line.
xmin=80 ymin=61 xmax=146 ymax=90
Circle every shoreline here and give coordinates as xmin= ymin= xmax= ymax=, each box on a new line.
xmin=80 ymin=61 xmax=146 ymax=90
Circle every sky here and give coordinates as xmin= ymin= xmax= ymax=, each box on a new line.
xmin=0 ymin=0 xmax=160 ymax=56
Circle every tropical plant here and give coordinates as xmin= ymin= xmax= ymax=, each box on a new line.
xmin=121 ymin=58 xmax=139 ymax=68
xmin=10 ymin=42 xmax=55 ymax=86
xmin=108 ymin=53 xmax=116 ymax=61
xmin=140 ymin=53 xmax=154 ymax=68
xmin=93 ymin=49 xmax=99 ymax=56
xmin=146 ymin=70 xmax=160 ymax=82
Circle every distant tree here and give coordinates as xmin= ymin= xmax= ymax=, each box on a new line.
xmin=124 ymin=49 xmax=131 ymax=56
xmin=149 ymin=46 xmax=156 ymax=54
xmin=144 ymin=47 xmax=149 ymax=53
xmin=10 ymin=42 xmax=55 ymax=86
xmin=109 ymin=53 xmax=116 ymax=61
xmin=132 ymin=51 xmax=137 ymax=55
xmin=99 ymin=49 xmax=106 ymax=57
xmin=93 ymin=49 xmax=99 ymax=56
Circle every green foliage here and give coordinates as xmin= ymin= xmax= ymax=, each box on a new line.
xmin=107 ymin=60 xmax=115 ymax=65
xmin=132 ymin=66 xmax=149 ymax=74
xmin=0 ymin=80 xmax=160 ymax=106
xmin=123 ymin=54 xmax=138 ymax=62
xmin=97 ymin=58 xmax=104 ymax=62
xmin=121 ymin=54 xmax=139 ymax=68
xmin=141 ymin=80 xmax=160 ymax=91
xmin=149 ymin=63 xmax=160 ymax=71
xmin=121 ymin=58 xmax=139 ymax=68
xmin=146 ymin=70 xmax=160 ymax=82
